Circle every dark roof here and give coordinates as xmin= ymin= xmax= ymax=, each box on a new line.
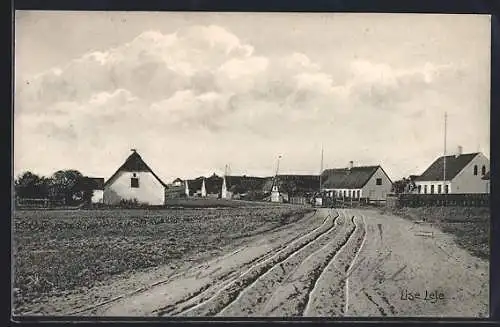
xmin=415 ymin=153 xmax=479 ymax=182
xmin=482 ymin=171 xmax=490 ymax=180
xmin=262 ymin=174 xmax=320 ymax=195
xmin=186 ymin=177 xmax=203 ymax=194
xmin=321 ymin=166 xmax=380 ymax=189
xmin=82 ymin=177 xmax=105 ymax=190
xmin=104 ymin=151 xmax=167 ymax=187
xmin=225 ymin=176 xmax=267 ymax=194
xmin=172 ymin=178 xmax=183 ymax=183
xmin=205 ymin=175 xmax=223 ymax=194
xmin=186 ymin=175 xmax=223 ymax=195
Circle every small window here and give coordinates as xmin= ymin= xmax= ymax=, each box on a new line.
xmin=482 ymin=165 xmax=486 ymax=176
xmin=376 ymin=178 xmax=382 ymax=185
xmin=131 ymin=177 xmax=139 ymax=188
xmin=430 ymin=185 xmax=434 ymax=194
xmin=357 ymin=190 xmax=361 ymax=198
xmin=418 ymin=185 xmax=422 ymax=194
xmin=445 ymin=185 xmax=449 ymax=194
xmin=343 ymin=190 xmax=346 ymax=197
xmin=474 ymin=165 xmax=478 ymax=176
xmin=424 ymin=185 xmax=427 ymax=194
xmin=348 ymin=190 xmax=352 ymax=198
xmin=438 ymin=185 xmax=442 ymax=194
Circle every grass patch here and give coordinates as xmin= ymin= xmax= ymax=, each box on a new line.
xmin=380 ymin=206 xmax=490 ymax=260
xmin=12 ymin=206 xmax=313 ymax=312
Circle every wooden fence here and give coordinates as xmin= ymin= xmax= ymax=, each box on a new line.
xmin=15 ymin=197 xmax=67 ymax=209
xmin=387 ymin=193 xmax=490 ymax=208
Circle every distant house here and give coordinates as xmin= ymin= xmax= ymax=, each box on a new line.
xmin=482 ymin=171 xmax=490 ymax=194
xmin=414 ymin=148 xmax=490 ymax=194
xmin=221 ymin=175 xmax=267 ymax=199
xmin=321 ymin=162 xmax=393 ymax=202
xmin=103 ymin=150 xmax=167 ymax=205
xmin=82 ymin=177 xmax=105 ymax=203
xmin=262 ymin=174 xmax=321 ymax=203
xmin=171 ymin=178 xmax=184 ymax=187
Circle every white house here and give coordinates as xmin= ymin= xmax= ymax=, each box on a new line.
xmin=171 ymin=178 xmax=183 ymax=187
xmin=414 ymin=148 xmax=490 ymax=194
xmin=103 ymin=150 xmax=167 ymax=205
xmin=321 ymin=162 xmax=393 ymax=202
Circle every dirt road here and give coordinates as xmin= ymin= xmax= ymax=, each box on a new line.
xmin=73 ymin=208 xmax=488 ymax=317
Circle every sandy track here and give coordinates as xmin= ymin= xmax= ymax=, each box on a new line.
xmin=215 ymin=211 xmax=347 ymax=316
xmin=303 ymin=213 xmax=367 ymax=317
xmin=85 ymin=208 xmax=333 ymax=316
xmin=177 ymin=209 xmax=340 ymax=316
xmin=74 ymin=208 xmax=487 ymax=318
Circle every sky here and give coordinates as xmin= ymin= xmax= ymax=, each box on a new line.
xmin=14 ymin=11 xmax=491 ymax=183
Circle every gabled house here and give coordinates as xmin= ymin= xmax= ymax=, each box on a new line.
xmin=103 ymin=150 xmax=167 ymax=205
xmin=221 ymin=175 xmax=267 ymax=200
xmin=414 ymin=149 xmax=490 ymax=194
xmin=321 ymin=162 xmax=393 ymax=201
xmin=171 ymin=178 xmax=184 ymax=187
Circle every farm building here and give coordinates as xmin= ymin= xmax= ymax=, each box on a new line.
xmin=171 ymin=178 xmax=184 ymax=187
xmin=262 ymin=174 xmax=321 ymax=203
xmin=82 ymin=177 xmax=105 ymax=203
xmin=321 ymin=162 xmax=393 ymax=202
xmin=221 ymin=175 xmax=267 ymax=200
xmin=414 ymin=148 xmax=490 ymax=194
xmin=185 ymin=174 xmax=223 ymax=198
xmin=103 ymin=150 xmax=167 ymax=205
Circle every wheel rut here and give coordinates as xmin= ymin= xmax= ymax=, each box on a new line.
xmin=176 ymin=209 xmax=339 ymax=316
xmin=261 ymin=212 xmax=362 ymax=316
xmin=217 ymin=210 xmax=348 ymax=316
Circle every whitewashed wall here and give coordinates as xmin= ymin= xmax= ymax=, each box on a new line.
xmin=361 ymin=167 xmax=393 ymax=201
xmin=451 ymin=153 xmax=490 ymax=194
xmin=91 ymin=190 xmax=104 ymax=203
xmin=103 ymin=171 xmax=165 ymax=205
xmin=414 ymin=181 xmax=451 ymax=194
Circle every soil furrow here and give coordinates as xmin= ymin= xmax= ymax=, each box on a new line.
xmin=261 ymin=215 xmax=358 ymax=316
xmin=85 ymin=209 xmax=322 ymax=317
xmin=176 ymin=210 xmax=339 ymax=316
xmin=217 ymin=212 xmax=347 ymax=316
xmin=304 ymin=215 xmax=366 ymax=316
xmin=160 ymin=210 xmax=330 ymax=316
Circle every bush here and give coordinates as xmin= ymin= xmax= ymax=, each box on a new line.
xmin=118 ymin=198 xmax=148 ymax=209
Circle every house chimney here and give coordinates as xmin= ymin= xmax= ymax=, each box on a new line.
xmin=348 ymin=161 xmax=354 ymax=170
xmin=455 ymin=145 xmax=463 ymax=158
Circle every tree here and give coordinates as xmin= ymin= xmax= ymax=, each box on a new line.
xmin=14 ymin=171 xmax=49 ymax=199
xmin=392 ymin=177 xmax=417 ymax=194
xmin=48 ymin=170 xmax=91 ymax=205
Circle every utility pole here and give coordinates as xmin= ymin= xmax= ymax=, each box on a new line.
xmin=443 ymin=112 xmax=447 ymax=194
xmin=275 ymin=155 xmax=282 ymax=176
xmin=319 ymin=146 xmax=324 ymax=193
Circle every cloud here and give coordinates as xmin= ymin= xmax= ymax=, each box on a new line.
xmin=15 ymin=23 xmax=484 ymax=181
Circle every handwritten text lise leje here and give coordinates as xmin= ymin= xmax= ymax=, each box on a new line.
xmin=400 ymin=289 xmax=445 ymax=303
